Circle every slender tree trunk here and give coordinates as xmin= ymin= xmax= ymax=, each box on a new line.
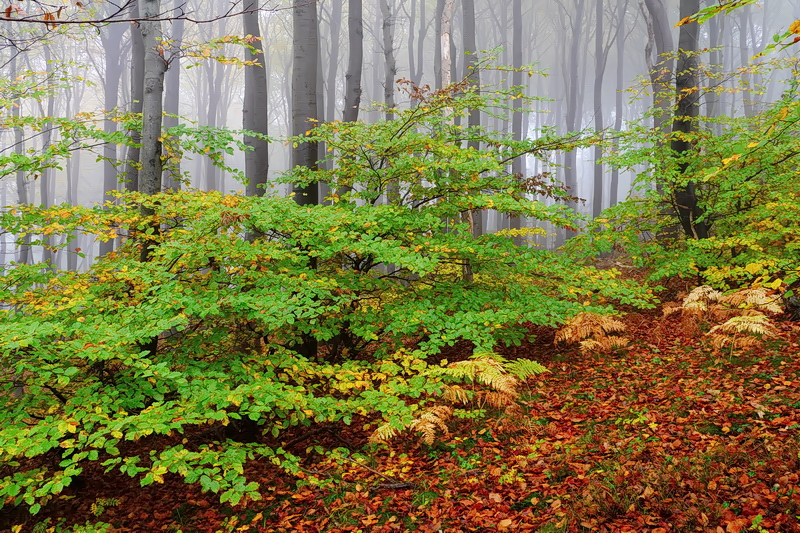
xmin=138 ymin=0 xmax=167 ymax=200
xmin=434 ymin=0 xmax=444 ymax=91
xmin=342 ymin=0 xmax=363 ymax=123
xmin=462 ymin=0 xmax=481 ymax=238
xmin=416 ymin=0 xmax=426 ymax=84
xmin=672 ymin=0 xmax=707 ymax=240
xmin=738 ymin=6 xmax=754 ymax=118
xmin=125 ymin=3 xmax=145 ymax=194
xmin=592 ymin=0 xmax=604 ymax=218
xmin=326 ymin=0 xmax=343 ymax=122
xmin=642 ymin=0 xmax=674 ymax=134
xmin=291 ymin=0 xmax=320 ymax=358
xmin=564 ymin=0 xmax=585 ymax=235
xmin=10 ymin=52 xmax=30 ymax=264
xmin=381 ymin=0 xmax=397 ymax=121
xmin=610 ymin=0 xmax=626 ymax=207
xmin=163 ymin=0 xmax=184 ymax=191
xmin=509 ymin=0 xmax=525 ymax=243
xmin=243 ymin=0 xmax=269 ymax=197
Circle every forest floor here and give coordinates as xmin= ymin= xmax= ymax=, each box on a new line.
xmin=8 ymin=301 xmax=800 ymax=533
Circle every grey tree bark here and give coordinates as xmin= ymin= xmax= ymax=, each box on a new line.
xmin=609 ymin=0 xmax=629 ymax=208
xmin=641 ymin=0 xmax=674 ymax=133
xmin=342 ymin=0 xmax=362 ymax=123
xmin=292 ymin=0 xmax=319 ymax=204
xmin=509 ymin=0 xmax=525 ymax=243
xmin=243 ymin=0 xmax=269 ymax=197
xmin=10 ymin=51 xmax=30 ymax=264
xmin=99 ymin=11 xmax=126 ymax=257
xmin=291 ymin=0 xmax=320 ymax=358
xmin=124 ymin=1 xmax=145 ymax=194
xmin=138 ymin=0 xmax=167 ymax=199
xmin=564 ymin=0 xmax=586 ymax=231
xmin=380 ymin=0 xmax=397 ymax=121
xmin=325 ymin=0 xmax=343 ymax=123
xmin=462 ymin=0 xmax=482 ymax=238
xmin=591 ymin=0 xmax=604 ymax=218
xmin=163 ymin=0 xmax=185 ymax=191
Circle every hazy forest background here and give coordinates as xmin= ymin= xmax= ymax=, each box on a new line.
xmin=2 ymin=0 xmax=798 ymax=265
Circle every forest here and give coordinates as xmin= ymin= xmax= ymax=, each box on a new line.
xmin=1 ymin=0 xmax=800 ymax=531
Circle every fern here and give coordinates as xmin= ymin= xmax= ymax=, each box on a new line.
xmin=662 ymin=284 xmax=784 ymax=339
xmin=369 ymin=352 xmax=533 ymax=445
xmin=555 ymin=312 xmax=629 ymax=354
xmin=505 ymin=358 xmax=548 ymax=380
xmin=707 ymin=314 xmax=779 ymax=352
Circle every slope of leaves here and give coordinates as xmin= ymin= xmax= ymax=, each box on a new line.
xmin=5 ymin=307 xmax=800 ymax=532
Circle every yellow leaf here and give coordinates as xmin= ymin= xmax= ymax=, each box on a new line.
xmin=745 ymin=262 xmax=763 ymax=275
xmin=790 ymin=20 xmax=800 ymax=35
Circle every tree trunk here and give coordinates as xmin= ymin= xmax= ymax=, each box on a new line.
xmin=326 ymin=0 xmax=343 ymax=122
xmin=610 ymin=0 xmax=627 ymax=207
xmin=243 ymin=0 xmax=269 ymax=197
xmin=509 ymin=0 xmax=525 ymax=243
xmin=99 ymin=13 xmax=126 ymax=257
xmin=125 ymin=2 xmax=145 ymax=194
xmin=671 ymin=0 xmax=707 ymax=240
xmin=291 ymin=0 xmax=320 ymax=358
xmin=462 ymin=0 xmax=481 ymax=238
xmin=642 ymin=0 xmax=674 ymax=134
xmin=591 ymin=0 xmax=604 ymax=218
xmin=163 ymin=0 xmax=184 ymax=191
xmin=342 ymin=0 xmax=362 ymax=123
xmin=138 ymin=0 xmax=166 ymax=200
xmin=564 ymin=0 xmax=586 ymax=236
xmin=10 ymin=51 xmax=30 ymax=264
xmin=381 ymin=0 xmax=397 ymax=121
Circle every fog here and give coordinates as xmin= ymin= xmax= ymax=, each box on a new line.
xmin=1 ymin=0 xmax=798 ymax=266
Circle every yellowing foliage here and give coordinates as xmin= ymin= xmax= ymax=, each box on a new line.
xmin=555 ymin=312 xmax=629 ymax=355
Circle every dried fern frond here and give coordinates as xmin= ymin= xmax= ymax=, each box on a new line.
xmin=684 ymin=285 xmax=722 ymax=305
xmin=662 ymin=302 xmax=683 ymax=317
xmin=441 ymin=384 xmax=471 ymax=404
xmin=555 ymin=312 xmax=627 ymax=345
xmin=409 ymin=405 xmax=454 ymax=445
xmin=480 ymin=390 xmax=517 ymax=409
xmin=719 ymin=288 xmax=783 ymax=315
xmin=707 ymin=314 xmax=779 ymax=351
xmin=579 ymin=335 xmax=630 ymax=355
xmin=370 ymin=421 xmax=401 ymax=444
xmin=556 ymin=312 xmax=628 ymax=354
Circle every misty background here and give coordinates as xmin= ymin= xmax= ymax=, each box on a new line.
xmin=1 ymin=0 xmax=798 ymax=268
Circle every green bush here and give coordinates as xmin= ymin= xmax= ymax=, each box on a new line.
xmin=0 ymin=82 xmax=654 ymax=515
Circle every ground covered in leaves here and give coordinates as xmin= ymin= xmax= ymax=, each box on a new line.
xmin=6 ymin=311 xmax=800 ymax=532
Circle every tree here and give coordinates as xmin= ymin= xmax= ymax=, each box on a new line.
xmin=671 ymin=0 xmax=708 ymax=239
xmin=342 ymin=0 xmax=362 ymax=123
xmin=242 ymin=0 xmax=269 ymax=197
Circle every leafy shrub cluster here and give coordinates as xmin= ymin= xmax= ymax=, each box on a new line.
xmin=0 ymin=84 xmax=655 ymax=515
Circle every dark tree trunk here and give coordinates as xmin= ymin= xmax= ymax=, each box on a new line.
xmin=243 ymin=0 xmax=269 ymax=197
xmin=671 ymin=0 xmax=708 ymax=240
xmin=342 ymin=0 xmax=362 ymax=123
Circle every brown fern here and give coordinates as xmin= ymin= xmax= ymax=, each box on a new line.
xmin=555 ymin=312 xmax=629 ymax=355
xmin=707 ymin=314 xmax=780 ymax=352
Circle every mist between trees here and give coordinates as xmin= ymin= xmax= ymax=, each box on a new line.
xmin=0 ymin=0 xmax=796 ymax=268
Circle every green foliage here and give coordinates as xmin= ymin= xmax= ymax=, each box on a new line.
xmin=569 ymin=77 xmax=800 ymax=291
xmin=0 ymin=82 xmax=654 ymax=515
